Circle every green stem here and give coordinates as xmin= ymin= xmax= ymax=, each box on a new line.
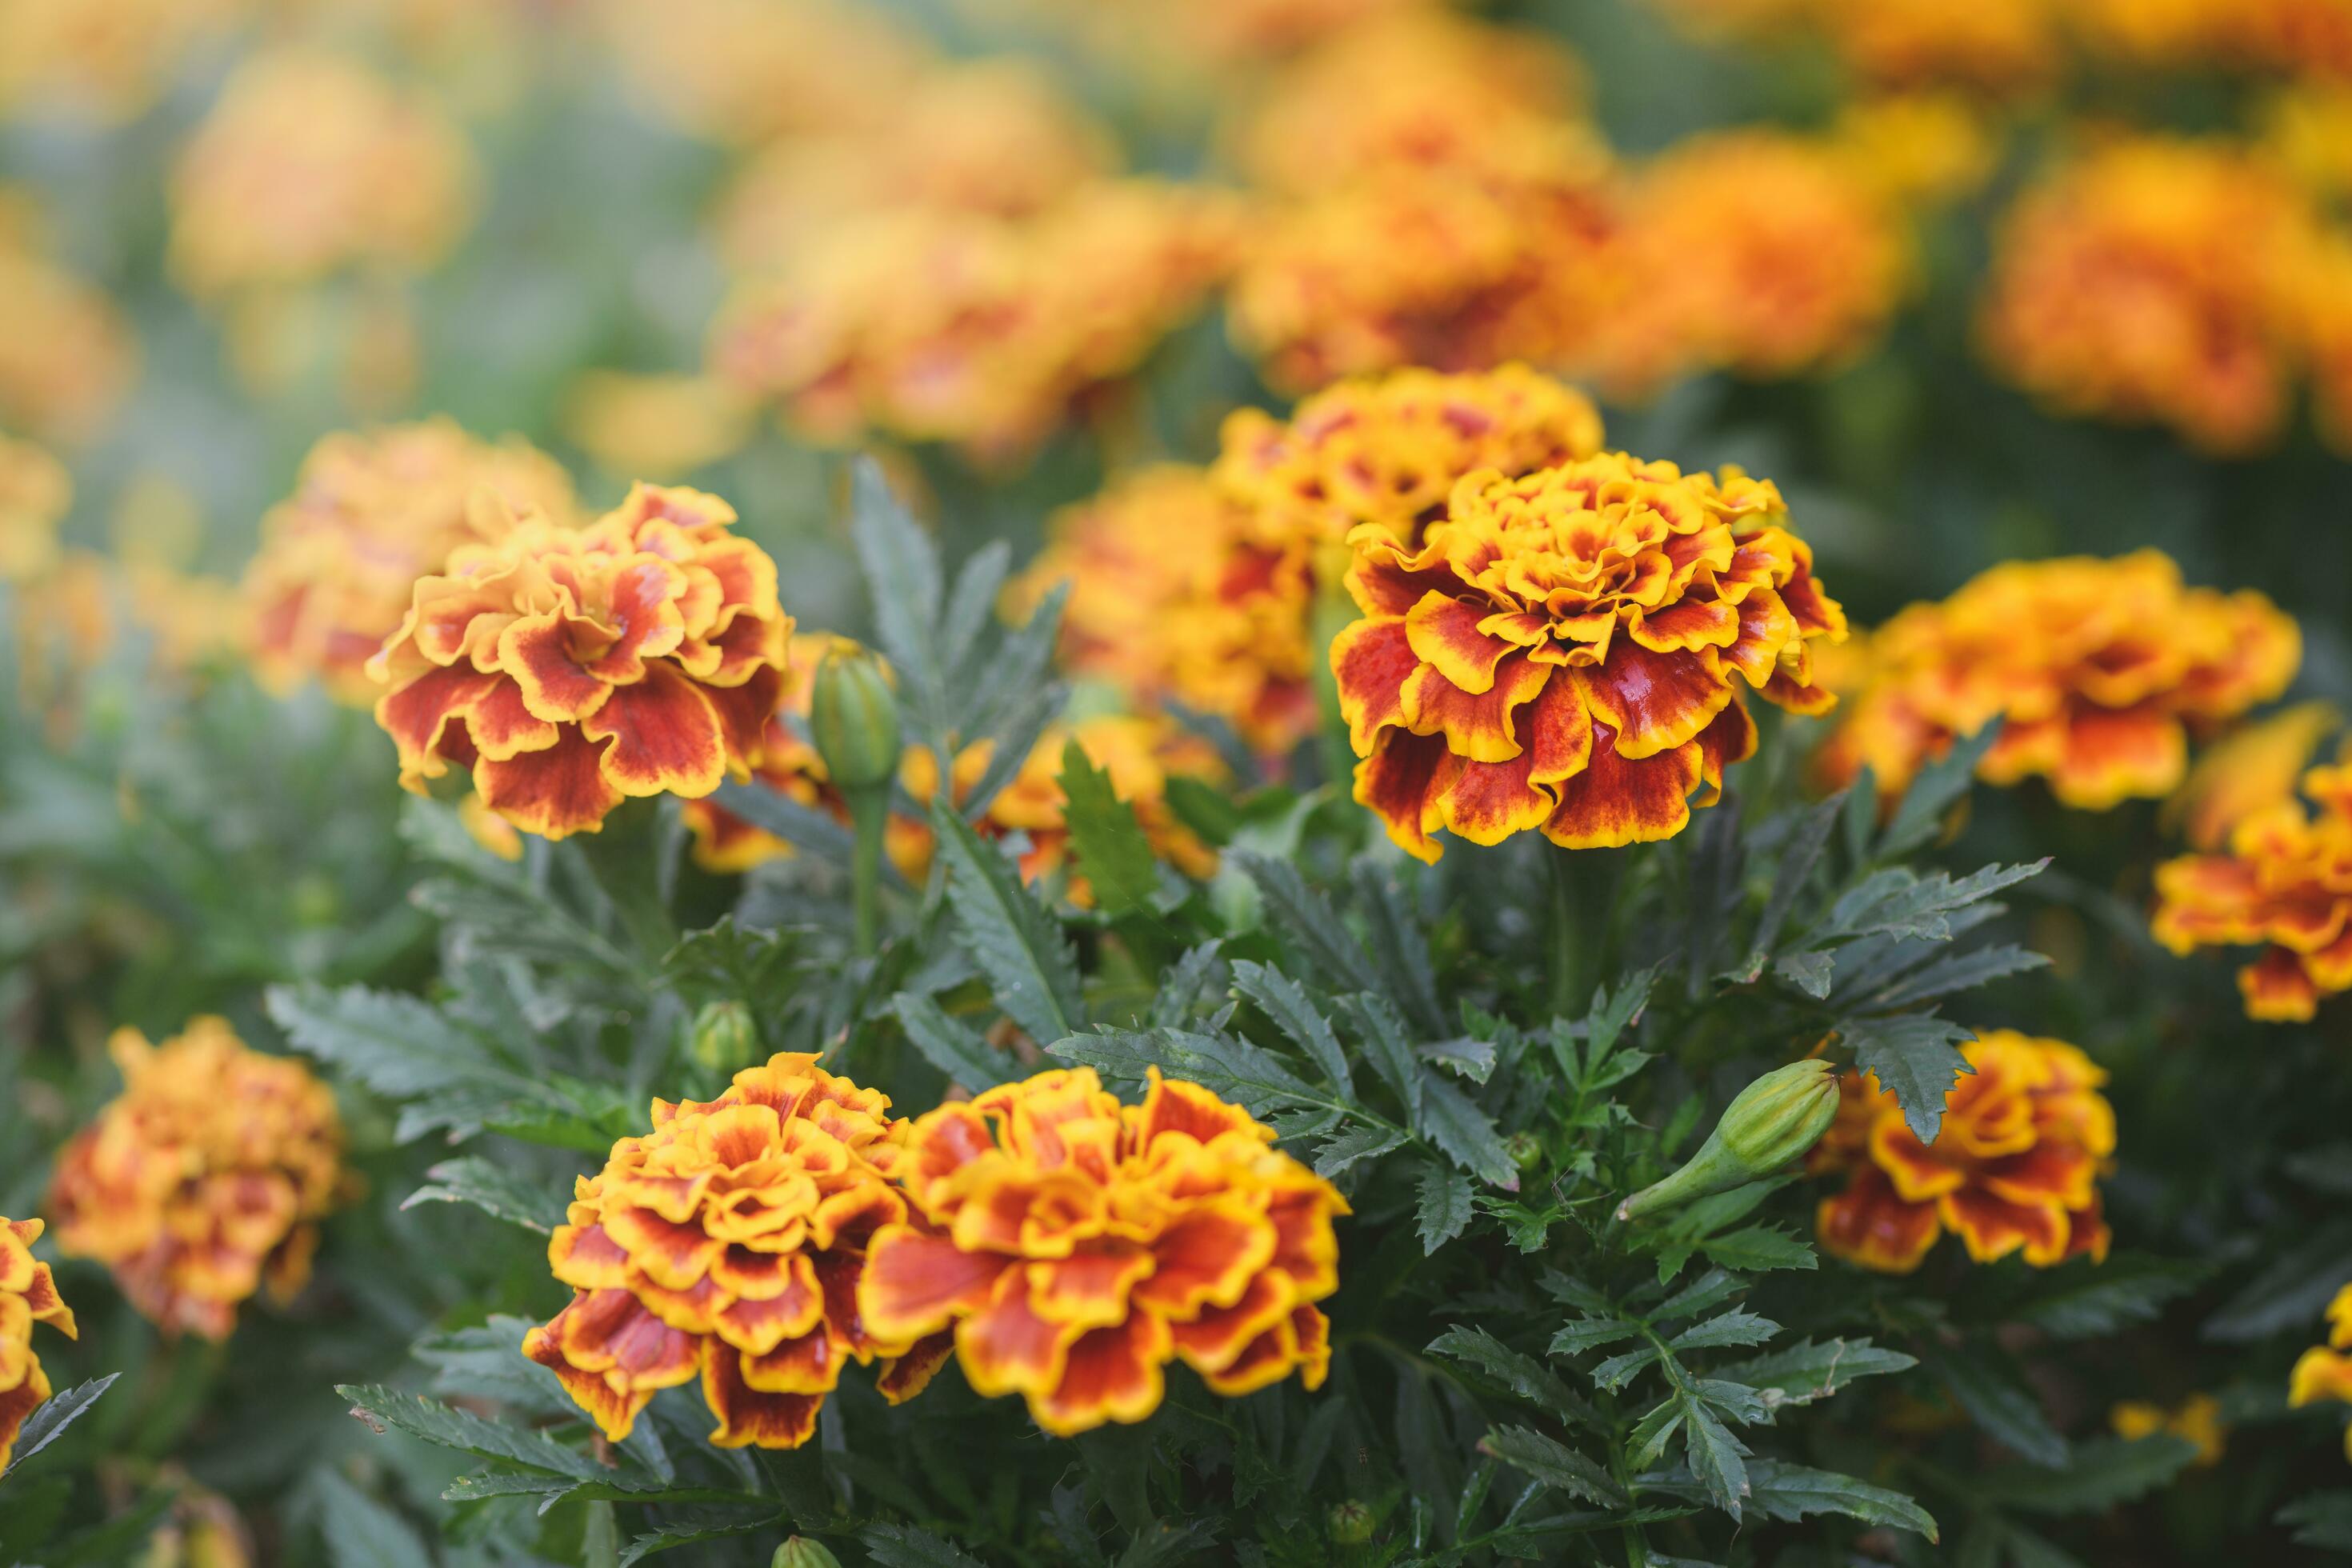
xmin=845 ymin=786 xmax=887 ymax=958
xmin=1547 ymin=848 xmax=1590 ymax=1022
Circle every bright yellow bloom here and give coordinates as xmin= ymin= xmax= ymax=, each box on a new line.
xmin=2110 ymin=1394 xmax=2226 ymax=1466
xmin=559 ymin=373 xmax=753 ymax=482
xmin=48 ymin=1018 xmax=345 ymax=1341
xmin=2153 ymin=753 xmax=2352 ymax=1022
xmin=370 ymin=484 xmax=794 ymax=842
xmin=1978 ymin=136 xmax=2323 ymax=455
xmin=2076 ymin=0 xmax=2352 ymax=78
xmin=2261 ymin=85 xmax=2352 ymax=201
xmin=859 ymin=1067 xmax=1346 ymax=1436
xmin=168 ymin=48 xmax=478 ymax=298
xmin=1810 ymin=1031 xmax=2114 ymax=1274
xmin=2166 ymin=702 xmax=2340 ymax=851
xmin=0 ymin=1218 xmax=77 ymax=1472
xmin=1826 ymin=94 xmax=2001 ymax=207
xmin=1332 ymin=453 xmax=1844 ymax=861
xmin=523 ymin=1053 xmax=948 ymax=1449
xmin=0 ymin=234 xmax=137 ymax=446
xmin=593 ymin=0 xmax=927 ymax=148
xmin=244 ymin=420 xmax=578 ymax=705
xmin=1812 ymin=0 xmax=2062 ymax=94
xmin=0 ymin=433 xmax=69 ymax=583
xmin=2291 ymin=1283 xmax=2352 ymax=1460
xmin=1818 ymin=552 xmax=2299 ymax=812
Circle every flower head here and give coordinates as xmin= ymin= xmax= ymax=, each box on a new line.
xmin=2292 ymin=1283 xmax=2352 ymax=1460
xmin=1811 ymin=1030 xmax=2114 ymax=1274
xmin=0 ymin=433 xmax=69 ymax=583
xmin=1817 ymin=551 xmax=2299 ymax=812
xmin=48 ymin=1018 xmax=345 ymax=1340
xmin=2166 ymin=701 xmax=2340 ymax=851
xmin=1333 ymin=452 xmax=1844 ymax=862
xmin=2110 ymin=1393 xmax=2226 ymax=1466
xmin=2153 ymin=754 xmax=2352 ymax=1022
xmin=245 ymin=420 xmax=578 ymax=705
xmin=524 ymin=1053 xmax=944 ymax=1448
xmin=595 ymin=0 xmax=926 ymax=148
xmin=370 ymin=482 xmax=793 ymax=841
xmin=858 ymin=1066 xmax=1347 ymax=1435
xmin=0 ymin=1217 xmax=77 ymax=1472
xmin=960 ymin=714 xmax=1228 ymax=896
xmin=0 ymin=234 xmax=136 ymax=446
xmin=560 ymin=373 xmax=753 ymax=482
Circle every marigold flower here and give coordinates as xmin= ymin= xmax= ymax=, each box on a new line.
xmin=2307 ymin=238 xmax=2352 ymax=455
xmin=859 ymin=1066 xmax=1346 ymax=1436
xmin=0 ymin=238 xmax=137 ymax=446
xmin=2166 ymin=701 xmax=2340 ymax=851
xmin=1333 ymin=452 xmax=1844 ymax=862
xmin=0 ymin=433 xmax=70 ymax=583
xmin=2292 ymin=1284 xmax=2352 ymax=1459
xmin=0 ymin=1217 xmax=77 ymax=1473
xmin=523 ymin=1053 xmax=946 ymax=1448
xmin=2110 ymin=1393 xmax=2226 ymax=1466
xmin=48 ymin=1018 xmax=346 ymax=1340
xmin=2152 ymin=754 xmax=2352 ymax=1022
xmin=558 ymin=373 xmax=753 ymax=482
xmin=1978 ymin=136 xmax=2323 ymax=454
xmin=1810 ymin=1030 xmax=2114 ymax=1274
xmin=370 ymin=483 xmax=794 ymax=841
xmin=168 ymin=49 xmax=478 ymax=298
xmin=1826 ymin=94 xmax=2000 ymax=208
xmin=959 ymin=714 xmax=1228 ymax=895
xmin=1817 ymin=551 xmax=2299 ymax=812
xmin=594 ymin=0 xmax=927 ymax=147
xmin=1810 ymin=0 xmax=2061 ymax=94
xmin=0 ymin=0 xmax=247 ymax=125
xmin=245 ymin=420 xmax=578 ymax=705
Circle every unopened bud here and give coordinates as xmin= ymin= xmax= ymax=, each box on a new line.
xmin=1506 ymin=1130 xmax=1543 ymax=1171
xmin=1616 ymin=1058 xmax=1838 ymax=1223
xmin=809 ymin=643 xmax=901 ymax=793
xmin=770 ymin=1538 xmax=843 ymax=1568
xmin=690 ymin=1000 xmax=757 ymax=1075
xmin=1328 ymin=1500 xmax=1375 ymax=1545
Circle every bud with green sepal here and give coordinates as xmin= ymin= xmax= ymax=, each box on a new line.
xmin=809 ymin=642 xmax=901 ymax=956
xmin=689 ymin=999 xmax=757 ymax=1076
xmin=1615 ymin=1058 xmax=1839 ymax=1223
xmin=771 ymin=1539 xmax=843 ymax=1568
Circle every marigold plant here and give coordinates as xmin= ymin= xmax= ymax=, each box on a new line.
xmin=2291 ymin=1285 xmax=2352 ymax=1459
xmin=522 ymin=1052 xmax=947 ymax=1449
xmin=0 ymin=1217 xmax=76 ymax=1472
xmin=1818 ymin=551 xmax=2299 ymax=811
xmin=859 ymin=1067 xmax=1346 ymax=1435
xmin=1810 ymin=1030 xmax=2114 ymax=1274
xmin=1333 ymin=451 xmax=1844 ymax=860
xmin=370 ymin=483 xmax=793 ymax=841
xmin=48 ymin=1018 xmax=345 ymax=1340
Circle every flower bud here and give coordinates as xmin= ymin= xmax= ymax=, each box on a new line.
xmin=809 ymin=643 xmax=901 ymax=794
xmin=1328 ymin=1500 xmax=1375 ymax=1545
xmin=1506 ymin=1130 xmax=1544 ymax=1171
xmin=1616 ymin=1058 xmax=1839 ymax=1223
xmin=690 ymin=1000 xmax=757 ymax=1075
xmin=770 ymin=1538 xmax=843 ymax=1568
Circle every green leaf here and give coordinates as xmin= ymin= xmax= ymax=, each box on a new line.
xmin=2004 ymin=1254 xmax=2204 ymax=1338
xmin=1047 ymin=1028 xmax=1324 ymax=1120
xmin=1428 ymin=1326 xmax=1597 ymax=1426
xmin=1418 ymin=1037 xmax=1498 ymax=1083
xmin=939 ymin=539 xmax=1012 ymax=677
xmin=1682 ymin=1398 xmax=1751 ymax=1519
xmin=1750 ymin=792 xmax=1846 ymax=964
xmin=1313 ymin=1122 xmax=1406 ymax=1178
xmin=619 ymin=1519 xmax=786 ymax=1566
xmin=399 ymin=1157 xmax=562 ymax=1234
xmin=1918 ymin=1346 xmax=2067 ymax=1467
xmin=1590 ymin=1345 xmax=1663 ymax=1392
xmin=850 ymin=458 xmax=946 ymax=749
xmin=1717 ymin=1338 xmax=1916 ymax=1410
xmin=307 ymin=1470 xmax=434 ymax=1568
xmin=1353 ymin=857 xmax=1445 ymax=1035
xmin=1878 ymin=721 xmax=2002 ymax=859
xmin=1743 ymin=1460 xmax=1938 ymax=1541
xmin=1859 ymin=943 xmax=2050 ymax=1010
xmin=1234 ymin=853 xmax=1382 ymax=995
xmin=860 ymin=1522 xmax=989 ymax=1568
xmin=1977 ymin=1435 xmax=2198 ymax=1515
xmin=1146 ymin=941 xmax=1226 ymax=1027
xmin=1655 ymin=1267 xmax=1747 ymax=1323
xmin=2280 ymin=1490 xmax=2352 ymax=1550
xmin=893 ymin=990 xmax=1018 ymax=1091
xmin=1344 ymin=993 xmax=1423 ymax=1121
xmin=1114 ymin=1522 xmax=1219 ymax=1568
xmin=2205 ymin=1221 xmax=2352 ymax=1342
xmin=1774 ymin=951 xmax=1835 ymax=998
xmin=1667 ymin=1309 xmax=1780 ymax=1351
xmin=1477 ymin=1426 xmax=1624 ymax=1506
xmin=1230 ymin=959 xmax=1350 ymax=1094
xmin=1830 ymin=861 xmax=2049 ymax=946
xmin=1550 ymin=1318 xmax=1640 ymax=1356
xmin=1417 ymin=1162 xmax=1474 ymax=1253
xmin=931 ymin=804 xmax=1084 ymax=1046
xmin=2286 ymin=1145 xmax=2352 ymax=1198
xmin=338 ymin=1385 xmax=606 ymax=1482
xmin=1059 ymin=738 xmax=1162 ymax=918
xmin=661 ymin=916 xmax=800 ymax=999
xmin=0 ymin=1374 xmax=116 ymax=1477
xmin=1840 ymin=1012 xmax=1975 ymax=1143
xmin=1698 ymin=1225 xmax=1816 ymax=1274
xmin=1416 ymin=1073 xmax=1518 ymax=1190
xmin=267 ymin=983 xmax=526 ymax=1102
xmin=1582 ymin=966 xmax=1657 ymax=1066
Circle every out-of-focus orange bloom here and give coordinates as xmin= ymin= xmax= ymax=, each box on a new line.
xmin=0 ymin=0 xmax=249 ymax=125
xmin=49 ymin=1018 xmax=345 ymax=1341
xmin=1334 ymin=452 xmax=1843 ymax=861
xmin=0 ymin=1218 xmax=77 ymax=1472
xmin=126 ymin=561 xmax=240 ymax=676
xmin=2306 ymin=239 xmax=2352 ymax=455
xmin=2166 ymin=702 xmax=2340 ymax=850
xmin=860 ymin=1066 xmax=1346 ymax=1435
xmin=1978 ymin=136 xmax=2323 ymax=455
xmin=958 ymin=714 xmax=1228 ymax=894
xmin=1813 ymin=0 xmax=2061 ymax=94
xmin=1818 ymin=552 xmax=2299 ymax=812
xmin=1827 ymin=94 xmax=2000 ymax=206
xmin=0 ymin=433 xmax=69 ymax=583
xmin=2154 ymin=754 xmax=2352 ymax=1022
xmin=2262 ymin=85 xmax=2352 ymax=199
xmin=245 ymin=420 xmax=577 ymax=705
xmin=559 ymin=372 xmax=753 ymax=482
xmin=594 ymin=0 xmax=927 ymax=147
xmin=522 ymin=1053 xmax=949 ymax=1448
xmin=710 ymin=183 xmax=1236 ymax=465
xmin=681 ymin=632 xmax=856 ymax=874
xmin=142 ymin=1478 xmax=254 ymax=1568
xmin=370 ymin=484 xmax=793 ymax=842
xmin=2293 ymin=1284 xmax=2352 ymax=1460
xmin=0 ymin=237 xmax=137 ymax=446
xmin=168 ymin=48 xmax=478 ymax=299
xmin=2077 ymin=0 xmax=2352 ymax=78
xmin=1811 ymin=1030 xmax=2114 ymax=1274
xmin=2110 ymin=1393 xmax=2227 ymax=1466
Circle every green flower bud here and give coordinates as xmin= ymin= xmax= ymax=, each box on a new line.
xmin=1505 ymin=1130 xmax=1544 ymax=1171
xmin=1328 ymin=1500 xmax=1375 ymax=1545
xmin=809 ymin=643 xmax=902 ymax=794
xmin=690 ymin=999 xmax=758 ymax=1075
xmin=1616 ymin=1058 xmax=1839 ymax=1223
xmin=770 ymin=1538 xmax=843 ymax=1568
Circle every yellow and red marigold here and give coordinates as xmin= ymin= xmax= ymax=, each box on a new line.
xmin=2153 ymin=751 xmax=2352 ymax=1022
xmin=1811 ymin=1030 xmax=2114 ymax=1274
xmin=2291 ymin=1284 xmax=2352 ymax=1459
xmin=48 ymin=1018 xmax=345 ymax=1340
xmin=244 ymin=420 xmax=578 ymax=705
xmin=962 ymin=714 xmax=1228 ymax=896
xmin=859 ymin=1066 xmax=1346 ymax=1436
xmin=1332 ymin=452 xmax=1844 ymax=862
xmin=370 ymin=482 xmax=794 ymax=842
xmin=522 ymin=1052 xmax=948 ymax=1449
xmin=0 ymin=1217 xmax=76 ymax=1472
xmin=1816 ymin=551 xmax=2300 ymax=812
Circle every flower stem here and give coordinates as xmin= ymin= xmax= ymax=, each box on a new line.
xmin=845 ymin=785 xmax=887 ymax=958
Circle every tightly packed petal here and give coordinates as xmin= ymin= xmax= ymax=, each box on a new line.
xmin=243 ymin=420 xmax=578 ymax=704
xmin=1817 ymin=551 xmax=2299 ymax=813
xmin=0 ymin=1217 xmax=78 ymax=1472
xmin=2153 ymin=754 xmax=2352 ymax=1022
xmin=859 ymin=1066 xmax=1347 ymax=1436
xmin=368 ymin=482 xmax=794 ymax=841
xmin=522 ymin=1052 xmax=942 ymax=1448
xmin=1331 ymin=449 xmax=1844 ymax=861
xmin=1809 ymin=1030 xmax=2114 ymax=1275
xmin=48 ymin=1018 xmax=346 ymax=1341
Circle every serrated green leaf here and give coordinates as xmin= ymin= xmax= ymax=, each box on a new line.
xmin=1878 ymin=722 xmax=2002 ymax=858
xmin=338 ymin=1385 xmax=606 ymax=1482
xmin=893 ymin=990 xmax=1018 ymax=1091
xmin=1752 ymin=792 xmax=1846 ymax=962
xmin=1146 ymin=941 xmax=1226 ymax=1027
xmin=0 ymin=1375 xmax=116 ymax=1478
xmin=1418 ymin=1036 xmax=1498 ymax=1082
xmin=2005 ymin=1254 xmax=2204 ymax=1338
xmin=2280 ymin=1490 xmax=2352 ymax=1550
xmin=1774 ymin=950 xmax=1835 ymax=998
xmin=1313 ymin=1122 xmax=1406 ymax=1178
xmin=1743 ymin=1460 xmax=1938 ymax=1541
xmin=849 ymin=458 xmax=946 ymax=747
xmin=399 ymin=1156 xmax=562 ymax=1234
xmin=1718 ymin=1337 xmax=1915 ymax=1410
xmin=1059 ymin=738 xmax=1162 ymax=918
xmin=267 ymin=983 xmax=527 ymax=1102
xmin=1918 ymin=1346 xmax=2067 ymax=1468
xmin=1428 ymin=1325 xmax=1598 ymax=1426
xmin=1591 ymin=1344 xmax=1662 ymax=1392
xmin=1682 ymin=1397 xmax=1751 ymax=1519
xmin=308 ymin=1469 xmax=434 ymax=1568
xmin=860 ymin=1522 xmax=989 ymax=1568
xmin=1047 ymin=1027 xmax=1326 ymax=1120
xmin=1841 ymin=1012 xmax=1974 ymax=1143
xmin=2205 ymin=1221 xmax=2352 ymax=1342
xmin=1859 ymin=943 xmax=2050 ymax=1010
xmin=1342 ymin=992 xmax=1422 ymax=1119
xmin=1655 ymin=1267 xmax=1747 ymax=1322
xmin=1699 ymin=1224 xmax=1817 ymax=1274
xmin=1550 ymin=1317 xmax=1640 ymax=1356
xmin=1234 ymin=853 xmax=1382 ymax=995
xmin=1353 ymin=857 xmax=1445 ymax=1035
xmin=932 ymin=804 xmax=1084 ymax=1046
xmin=1977 ymin=1435 xmax=2198 ymax=1515
xmin=1668 ymin=1308 xmax=1780 ymax=1351
xmin=618 ymin=1518 xmax=786 ymax=1566
xmin=1477 ymin=1426 xmax=1624 ymax=1506
xmin=1417 ymin=1071 xmax=1518 ymax=1189
xmin=1417 ymin=1162 xmax=1474 ymax=1253
xmin=1230 ymin=959 xmax=1350 ymax=1094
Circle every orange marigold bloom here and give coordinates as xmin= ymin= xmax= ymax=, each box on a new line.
xmin=48 ymin=1018 xmax=345 ymax=1340
xmin=859 ymin=1067 xmax=1346 ymax=1436
xmin=2110 ymin=1393 xmax=2226 ymax=1466
xmin=1811 ymin=0 xmax=2061 ymax=94
xmin=2166 ymin=701 xmax=2339 ymax=851
xmin=1811 ymin=1030 xmax=2114 ymax=1274
xmin=0 ymin=234 xmax=137 ymax=446
xmin=0 ymin=1217 xmax=77 ymax=1473
xmin=1332 ymin=452 xmax=1844 ymax=862
xmin=0 ymin=432 xmax=70 ymax=583
xmin=594 ymin=0 xmax=927 ymax=148
xmin=370 ymin=483 xmax=793 ymax=842
xmin=523 ymin=1053 xmax=946 ymax=1449
xmin=1978 ymin=137 xmax=2323 ymax=454
xmin=2153 ymin=754 xmax=2352 ymax=1022
xmin=0 ymin=0 xmax=249 ymax=126
xmin=168 ymin=48 xmax=478 ymax=299
xmin=245 ymin=420 xmax=578 ymax=705
xmin=558 ymin=373 xmax=753 ymax=483
xmin=1817 ymin=552 xmax=2300 ymax=812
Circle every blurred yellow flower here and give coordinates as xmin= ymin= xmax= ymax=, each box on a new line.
xmin=2292 ymin=1284 xmax=2352 ymax=1459
xmin=0 ymin=0 xmax=249 ymax=125
xmin=0 ymin=238 xmax=138 ymax=446
xmin=594 ymin=0 xmax=927 ymax=147
xmin=0 ymin=433 xmax=70 ymax=583
xmin=560 ymin=372 xmax=754 ymax=481
xmin=1827 ymin=94 xmax=2000 ymax=206
xmin=2111 ymin=1393 xmax=2226 ymax=1466
xmin=2166 ymin=701 xmax=2340 ymax=850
